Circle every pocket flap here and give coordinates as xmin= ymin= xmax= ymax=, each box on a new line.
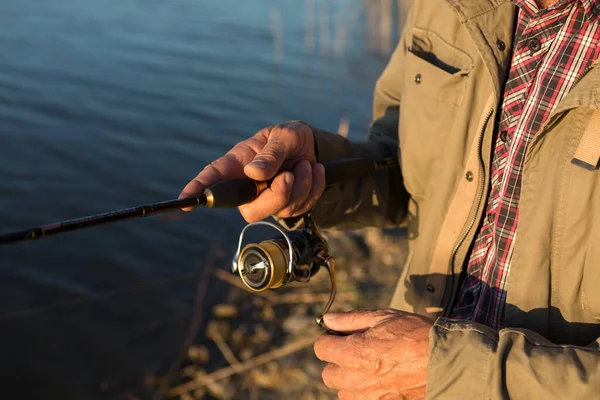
xmin=405 ymin=28 xmax=473 ymax=106
xmin=411 ymin=27 xmax=474 ymax=75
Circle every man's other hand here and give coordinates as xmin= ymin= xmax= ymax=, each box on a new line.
xmin=314 ymin=309 xmax=432 ymax=400
xmin=179 ymin=121 xmax=326 ymax=222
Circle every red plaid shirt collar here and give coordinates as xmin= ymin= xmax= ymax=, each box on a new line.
xmin=512 ymin=0 xmax=600 ymax=22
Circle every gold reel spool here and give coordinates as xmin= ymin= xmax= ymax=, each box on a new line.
xmin=237 ymin=240 xmax=288 ymax=292
xmin=232 ymin=221 xmax=295 ymax=293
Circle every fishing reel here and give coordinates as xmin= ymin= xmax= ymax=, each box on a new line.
xmin=231 ymin=214 xmax=337 ymax=332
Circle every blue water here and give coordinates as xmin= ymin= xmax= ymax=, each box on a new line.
xmin=0 ymin=0 xmax=388 ymax=398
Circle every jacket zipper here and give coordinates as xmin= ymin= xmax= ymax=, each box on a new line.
xmin=442 ymin=107 xmax=495 ymax=317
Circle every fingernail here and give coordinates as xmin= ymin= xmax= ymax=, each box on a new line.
xmin=324 ymin=313 xmax=338 ymax=321
xmin=284 ymin=173 xmax=294 ymax=185
xmin=249 ymin=161 xmax=267 ymax=169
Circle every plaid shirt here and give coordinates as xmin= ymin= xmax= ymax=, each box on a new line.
xmin=449 ymin=0 xmax=600 ymax=329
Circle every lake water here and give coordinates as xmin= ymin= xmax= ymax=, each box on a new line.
xmin=0 ymin=0 xmax=392 ymax=398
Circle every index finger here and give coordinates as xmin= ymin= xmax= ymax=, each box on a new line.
xmin=179 ymin=154 xmax=240 ymax=197
xmin=314 ymin=332 xmax=361 ymax=368
xmin=178 ymin=140 xmax=261 ymax=207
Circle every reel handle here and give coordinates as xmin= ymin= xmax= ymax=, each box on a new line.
xmin=315 ymin=257 xmax=348 ymax=336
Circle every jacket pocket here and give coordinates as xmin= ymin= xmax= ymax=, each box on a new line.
xmin=406 ymin=27 xmax=473 ymax=105
xmin=399 ymin=28 xmax=473 ymax=199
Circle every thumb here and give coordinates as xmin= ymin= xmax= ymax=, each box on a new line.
xmin=244 ymin=137 xmax=288 ymax=181
xmin=323 ymin=309 xmax=398 ymax=333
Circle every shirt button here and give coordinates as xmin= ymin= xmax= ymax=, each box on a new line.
xmin=528 ymin=38 xmax=542 ymax=52
xmin=414 ymin=74 xmax=422 ymax=84
xmin=496 ymin=39 xmax=506 ymax=51
xmin=426 ymin=284 xmax=435 ymax=293
xmin=487 ymin=213 xmax=494 ymax=224
xmin=500 ymin=130 xmax=509 ymax=143
xmin=465 ymin=171 xmax=474 ymax=182
xmin=464 ymin=291 xmax=474 ymax=303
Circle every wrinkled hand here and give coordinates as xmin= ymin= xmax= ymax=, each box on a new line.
xmin=179 ymin=121 xmax=326 ymax=222
xmin=314 ymin=309 xmax=433 ymax=400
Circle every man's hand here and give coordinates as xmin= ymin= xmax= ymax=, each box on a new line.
xmin=314 ymin=309 xmax=433 ymax=400
xmin=179 ymin=121 xmax=326 ymax=222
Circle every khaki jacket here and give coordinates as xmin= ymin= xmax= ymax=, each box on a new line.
xmin=307 ymin=0 xmax=600 ymax=398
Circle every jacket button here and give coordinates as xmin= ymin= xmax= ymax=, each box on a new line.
xmin=500 ymin=130 xmax=509 ymax=143
xmin=426 ymin=284 xmax=435 ymax=293
xmin=528 ymin=38 xmax=542 ymax=52
xmin=414 ymin=74 xmax=422 ymax=84
xmin=496 ymin=39 xmax=506 ymax=51
xmin=465 ymin=171 xmax=474 ymax=182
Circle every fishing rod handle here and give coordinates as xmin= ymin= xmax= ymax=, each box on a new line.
xmin=203 ymin=157 xmax=399 ymax=209
xmin=204 ymin=179 xmax=270 ymax=208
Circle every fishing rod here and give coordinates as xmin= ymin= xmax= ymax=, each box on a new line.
xmin=0 ymin=157 xmax=400 ymax=333
xmin=0 ymin=157 xmax=398 ymax=246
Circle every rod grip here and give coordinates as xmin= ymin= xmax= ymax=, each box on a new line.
xmin=203 ymin=158 xmax=392 ymax=209
xmin=204 ymin=178 xmax=268 ymax=208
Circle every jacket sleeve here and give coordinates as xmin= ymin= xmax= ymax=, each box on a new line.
xmin=426 ymin=318 xmax=600 ymax=399
xmin=300 ymin=12 xmax=414 ymax=231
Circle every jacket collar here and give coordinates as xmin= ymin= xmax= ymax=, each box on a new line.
xmin=446 ymin=0 xmax=600 ymax=22
xmin=442 ymin=0 xmax=516 ymax=96
xmin=444 ymin=0 xmax=511 ymax=21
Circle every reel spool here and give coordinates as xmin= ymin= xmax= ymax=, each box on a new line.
xmin=237 ymin=241 xmax=287 ymax=292
xmin=232 ymin=221 xmax=296 ymax=292
xmin=231 ymin=216 xmax=340 ymax=334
